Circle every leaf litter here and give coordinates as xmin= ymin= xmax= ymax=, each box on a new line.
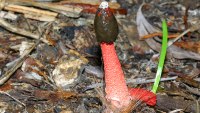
xmin=0 ymin=0 xmax=199 ymax=112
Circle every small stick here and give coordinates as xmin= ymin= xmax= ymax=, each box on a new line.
xmin=0 ymin=24 xmax=47 ymax=85
xmin=196 ymin=100 xmax=199 ymax=113
xmin=0 ymin=11 xmax=18 ymax=20
xmin=127 ymin=76 xmax=178 ymax=85
xmin=141 ymin=32 xmax=180 ymax=40
xmin=4 ymin=4 xmax=58 ymax=21
xmin=167 ymin=29 xmax=190 ymax=47
xmin=58 ymin=0 xmax=121 ymax=9
xmin=0 ymin=18 xmax=51 ymax=45
xmin=168 ymin=22 xmax=200 ymax=47
xmin=84 ymin=76 xmax=178 ymax=90
xmin=6 ymin=0 xmax=83 ymax=17
xmin=0 ymin=91 xmax=26 ymax=107
xmin=0 ymin=57 xmax=26 ymax=85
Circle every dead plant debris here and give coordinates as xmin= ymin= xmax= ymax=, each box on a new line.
xmin=0 ymin=0 xmax=199 ymax=112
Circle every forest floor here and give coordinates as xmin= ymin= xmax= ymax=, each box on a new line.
xmin=0 ymin=0 xmax=199 ymax=113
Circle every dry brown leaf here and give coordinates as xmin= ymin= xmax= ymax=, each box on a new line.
xmin=136 ymin=3 xmax=200 ymax=60
xmin=0 ymin=82 xmax=13 ymax=91
xmin=141 ymin=32 xmax=180 ymax=40
xmin=174 ymin=41 xmax=200 ymax=54
xmin=33 ymin=90 xmax=77 ymax=102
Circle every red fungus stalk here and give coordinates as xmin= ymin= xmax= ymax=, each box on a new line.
xmin=129 ymin=88 xmax=156 ymax=106
xmin=100 ymin=42 xmax=131 ymax=108
xmin=94 ymin=1 xmax=156 ymax=110
xmin=94 ymin=1 xmax=131 ymax=108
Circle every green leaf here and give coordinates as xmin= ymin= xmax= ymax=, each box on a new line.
xmin=152 ymin=20 xmax=168 ymax=93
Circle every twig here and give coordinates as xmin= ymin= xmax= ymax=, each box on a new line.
xmin=141 ymin=32 xmax=179 ymax=40
xmin=183 ymin=83 xmax=200 ymax=96
xmin=126 ymin=76 xmax=177 ymax=85
xmin=196 ymin=100 xmax=199 ymax=113
xmin=0 ymin=91 xmax=25 ymax=107
xmin=58 ymin=0 xmax=121 ymax=9
xmin=0 ymin=18 xmax=51 ymax=45
xmin=168 ymin=22 xmax=200 ymax=47
xmin=167 ymin=29 xmax=190 ymax=47
xmin=4 ymin=4 xmax=58 ymax=21
xmin=58 ymin=40 xmax=68 ymax=54
xmin=5 ymin=0 xmax=83 ymax=18
xmin=0 ymin=22 xmax=47 ymax=85
xmin=84 ymin=76 xmax=178 ymax=90
xmin=0 ymin=57 xmax=26 ymax=85
xmin=169 ymin=109 xmax=183 ymax=113
xmin=159 ymin=1 xmax=178 ymax=6
xmin=0 ymin=11 xmax=18 ymax=20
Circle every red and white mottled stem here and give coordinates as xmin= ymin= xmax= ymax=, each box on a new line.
xmin=101 ymin=42 xmax=131 ymax=108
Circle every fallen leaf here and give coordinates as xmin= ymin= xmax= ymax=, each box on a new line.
xmin=136 ymin=3 xmax=200 ymax=60
xmin=174 ymin=41 xmax=200 ymax=54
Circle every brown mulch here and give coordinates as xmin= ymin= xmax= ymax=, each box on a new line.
xmin=0 ymin=0 xmax=199 ymax=113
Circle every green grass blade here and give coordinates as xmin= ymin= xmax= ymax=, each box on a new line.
xmin=152 ymin=20 xmax=168 ymax=93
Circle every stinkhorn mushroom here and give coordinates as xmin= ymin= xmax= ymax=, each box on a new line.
xmin=94 ymin=1 xmax=131 ymax=108
xmin=94 ymin=1 xmax=156 ymax=110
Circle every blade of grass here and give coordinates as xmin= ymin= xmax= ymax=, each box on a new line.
xmin=152 ymin=20 xmax=168 ymax=93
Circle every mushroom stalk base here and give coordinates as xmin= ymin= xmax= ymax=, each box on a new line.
xmin=100 ymin=42 xmax=131 ymax=108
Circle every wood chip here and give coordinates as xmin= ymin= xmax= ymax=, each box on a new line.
xmin=4 ymin=4 xmax=58 ymax=21
xmin=6 ymin=0 xmax=83 ymax=17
